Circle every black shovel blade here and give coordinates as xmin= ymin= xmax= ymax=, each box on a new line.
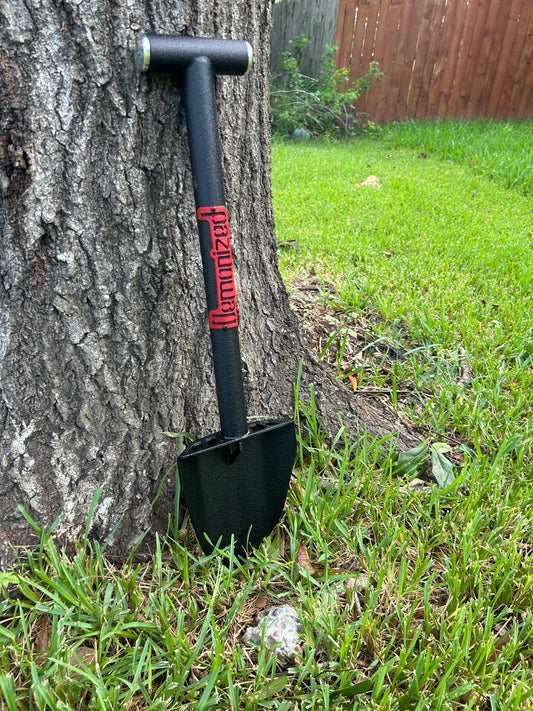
xmin=177 ymin=419 xmax=296 ymax=554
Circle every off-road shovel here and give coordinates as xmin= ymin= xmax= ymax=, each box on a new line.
xmin=139 ymin=34 xmax=296 ymax=554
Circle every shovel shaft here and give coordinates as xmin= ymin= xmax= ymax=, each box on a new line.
xmin=139 ymin=35 xmax=296 ymax=554
xmin=183 ymin=57 xmax=248 ymax=439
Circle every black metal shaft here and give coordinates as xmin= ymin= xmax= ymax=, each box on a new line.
xmin=183 ymin=57 xmax=248 ymax=439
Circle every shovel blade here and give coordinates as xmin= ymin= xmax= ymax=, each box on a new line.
xmin=178 ymin=419 xmax=296 ymax=554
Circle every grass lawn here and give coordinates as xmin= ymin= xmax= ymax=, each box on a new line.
xmin=274 ymin=122 xmax=533 ymax=453
xmin=1 ymin=121 xmax=533 ymax=709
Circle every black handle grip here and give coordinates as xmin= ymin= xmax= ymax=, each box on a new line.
xmin=139 ymin=34 xmax=253 ymax=76
xmin=183 ymin=56 xmax=248 ymax=439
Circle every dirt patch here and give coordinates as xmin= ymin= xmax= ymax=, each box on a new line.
xmin=356 ymin=175 xmax=382 ymax=188
xmin=288 ymin=276 xmax=410 ymax=386
xmin=287 ymin=274 xmax=467 ymax=465
xmin=287 ymin=276 xmax=429 ymax=429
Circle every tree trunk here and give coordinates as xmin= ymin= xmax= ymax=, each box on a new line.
xmin=0 ymin=0 xmax=420 ymax=570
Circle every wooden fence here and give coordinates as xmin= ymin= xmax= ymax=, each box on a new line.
xmin=271 ymin=0 xmax=340 ymax=78
xmin=335 ymin=0 xmax=533 ymax=122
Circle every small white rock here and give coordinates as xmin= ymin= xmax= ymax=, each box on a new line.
xmin=244 ymin=605 xmax=304 ymax=663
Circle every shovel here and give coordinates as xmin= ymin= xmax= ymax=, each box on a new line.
xmin=139 ymin=34 xmax=296 ymax=554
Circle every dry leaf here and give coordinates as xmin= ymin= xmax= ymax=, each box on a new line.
xmin=68 ymin=646 xmax=95 ymax=680
xmin=456 ymin=342 xmax=473 ymax=388
xmin=253 ymin=593 xmax=269 ymax=610
xmin=34 ymin=616 xmax=52 ymax=654
xmin=412 ymin=606 xmax=426 ymax=620
xmin=493 ymin=630 xmax=513 ymax=655
xmin=297 ymin=545 xmax=316 ymax=575
xmin=309 ymin=566 xmax=346 ymax=580
xmin=399 ymin=478 xmax=432 ymax=494
xmin=318 ymin=476 xmax=339 ymax=492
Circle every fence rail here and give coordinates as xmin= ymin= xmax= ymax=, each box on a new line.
xmin=335 ymin=0 xmax=533 ymax=122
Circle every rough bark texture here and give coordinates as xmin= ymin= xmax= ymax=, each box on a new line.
xmin=0 ymin=0 xmax=420 ymax=570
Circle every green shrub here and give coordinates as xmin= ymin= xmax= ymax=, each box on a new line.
xmin=270 ymin=35 xmax=383 ymax=137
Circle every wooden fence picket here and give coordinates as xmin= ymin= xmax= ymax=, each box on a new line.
xmin=331 ymin=0 xmax=533 ymax=121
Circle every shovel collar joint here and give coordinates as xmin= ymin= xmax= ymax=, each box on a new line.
xmin=138 ymin=34 xmax=151 ymax=72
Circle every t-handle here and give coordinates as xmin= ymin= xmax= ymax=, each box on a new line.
xmin=138 ymin=34 xmax=253 ymax=76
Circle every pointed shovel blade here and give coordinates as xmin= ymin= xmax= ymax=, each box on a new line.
xmin=177 ymin=419 xmax=296 ymax=554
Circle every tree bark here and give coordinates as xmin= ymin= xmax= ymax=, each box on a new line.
xmin=0 ymin=0 xmax=420 ymax=570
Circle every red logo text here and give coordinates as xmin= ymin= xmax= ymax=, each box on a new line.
xmin=197 ymin=206 xmax=239 ymax=330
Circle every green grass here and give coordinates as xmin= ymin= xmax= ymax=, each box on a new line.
xmin=273 ymin=124 xmax=533 ymax=453
xmin=373 ymin=119 xmax=533 ymax=195
xmin=2 ymin=121 xmax=533 ymax=709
